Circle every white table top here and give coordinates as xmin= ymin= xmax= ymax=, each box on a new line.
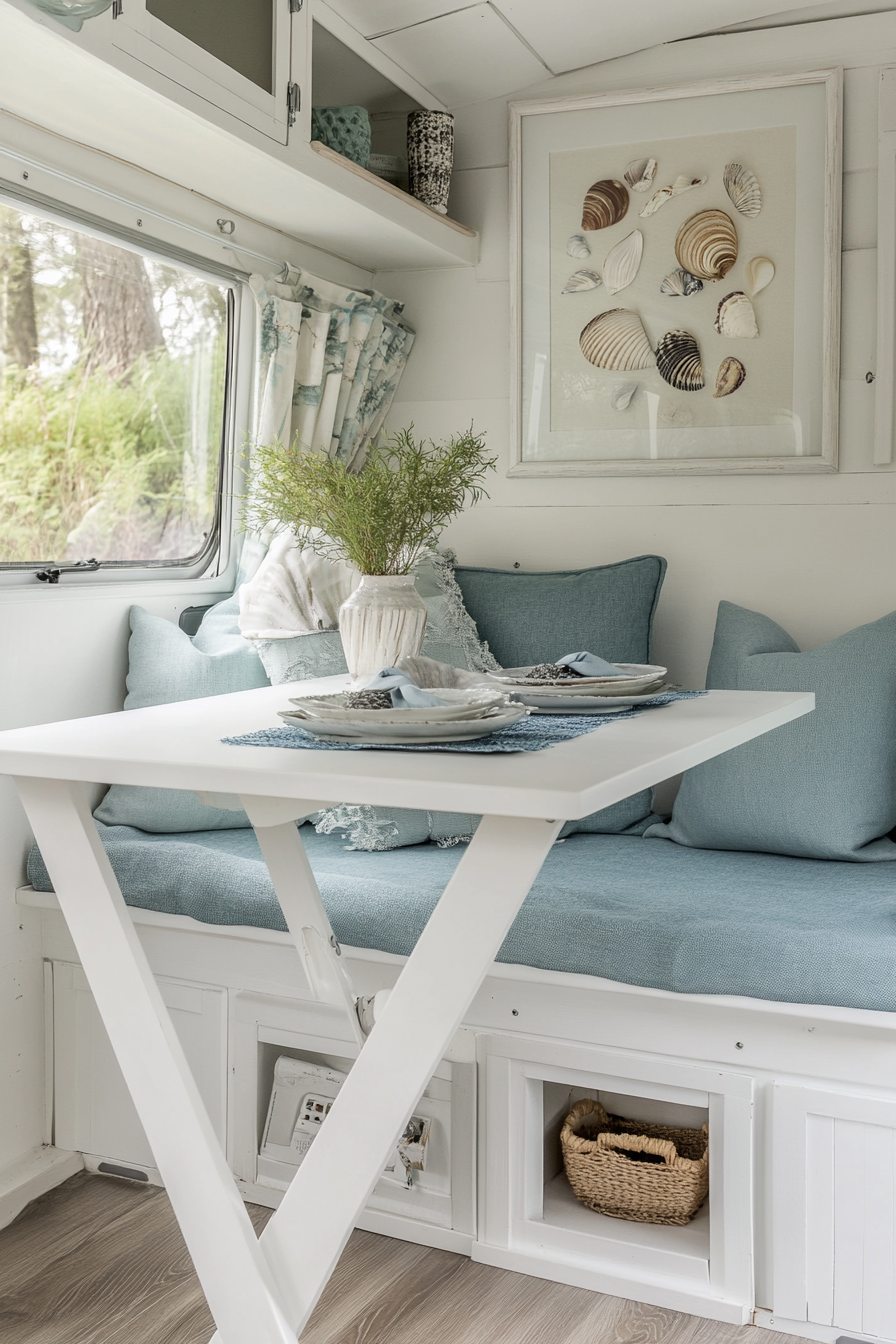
xmin=0 ymin=676 xmax=814 ymax=821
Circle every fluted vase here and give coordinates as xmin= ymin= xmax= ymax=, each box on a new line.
xmin=339 ymin=575 xmax=427 ymax=685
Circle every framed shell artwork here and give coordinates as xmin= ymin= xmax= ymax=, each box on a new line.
xmin=509 ymin=69 xmax=842 ymax=476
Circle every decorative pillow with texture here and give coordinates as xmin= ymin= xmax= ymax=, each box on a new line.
xmin=645 ymin=602 xmax=896 ymax=862
xmin=255 ymin=552 xmax=499 ymax=686
xmin=94 ymin=599 xmax=269 ymax=833
xmin=454 ymin=555 xmax=666 ymax=670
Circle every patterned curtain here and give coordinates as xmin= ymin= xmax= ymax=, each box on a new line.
xmin=250 ymin=269 xmax=415 ymax=469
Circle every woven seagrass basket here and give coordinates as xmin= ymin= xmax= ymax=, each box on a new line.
xmin=560 ymin=1099 xmax=709 ymax=1226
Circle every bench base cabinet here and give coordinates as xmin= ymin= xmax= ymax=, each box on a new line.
xmin=30 ymin=903 xmax=896 ymax=1343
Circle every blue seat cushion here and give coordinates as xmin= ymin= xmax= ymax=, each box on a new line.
xmin=453 ymin=555 xmax=666 ymax=670
xmin=28 ymin=826 xmax=896 ymax=1013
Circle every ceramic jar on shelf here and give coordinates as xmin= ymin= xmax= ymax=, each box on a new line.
xmin=407 ymin=110 xmax=455 ymax=215
xmin=338 ymin=574 xmax=427 ymax=685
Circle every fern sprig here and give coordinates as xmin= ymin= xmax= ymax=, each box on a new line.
xmin=246 ymin=427 xmax=496 ymax=574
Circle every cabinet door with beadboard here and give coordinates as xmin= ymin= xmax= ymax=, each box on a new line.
xmin=772 ymin=1083 xmax=896 ymax=1335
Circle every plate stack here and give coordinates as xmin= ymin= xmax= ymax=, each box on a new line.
xmin=279 ymin=687 xmax=528 ymax=744
xmin=494 ymin=663 xmax=669 ymax=714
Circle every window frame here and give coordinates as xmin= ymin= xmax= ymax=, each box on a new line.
xmin=0 ymin=175 xmax=250 ymax=589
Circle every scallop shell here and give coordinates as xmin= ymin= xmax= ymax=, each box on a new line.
xmin=581 ymin=179 xmax=629 ymax=231
xmin=562 ymin=269 xmax=602 ymax=294
xmin=602 ymin=229 xmax=643 ymax=295
xmin=624 ymin=157 xmax=657 ymax=194
xmin=723 ymin=163 xmax=762 ymax=218
xmin=655 ymin=329 xmax=704 ymax=392
xmin=675 ymin=209 xmax=738 ymax=281
xmin=746 ymin=255 xmax=775 ymax=297
xmin=714 ymin=291 xmax=758 ymax=339
xmin=660 ymin=268 xmax=703 ymax=297
xmin=713 ymin=356 xmax=746 ymax=398
xmin=610 ymin=382 xmax=638 ymax=411
xmin=579 ymin=309 xmax=655 ymax=372
xmin=567 ymin=234 xmax=591 ymax=259
xmin=639 ymin=174 xmax=707 ymax=218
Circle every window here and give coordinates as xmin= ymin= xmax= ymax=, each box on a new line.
xmin=0 ymin=197 xmax=231 ymax=572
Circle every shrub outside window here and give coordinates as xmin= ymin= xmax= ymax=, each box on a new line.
xmin=0 ymin=197 xmax=231 ymax=572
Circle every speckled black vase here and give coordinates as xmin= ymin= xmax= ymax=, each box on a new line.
xmin=407 ymin=111 xmax=455 ymax=215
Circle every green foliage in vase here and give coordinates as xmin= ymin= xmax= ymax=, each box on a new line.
xmin=246 ymin=427 xmax=496 ymax=575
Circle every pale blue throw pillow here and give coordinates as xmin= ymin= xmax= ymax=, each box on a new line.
xmin=646 ymin=602 xmax=896 ymax=861
xmin=95 ymin=598 xmax=270 ymax=832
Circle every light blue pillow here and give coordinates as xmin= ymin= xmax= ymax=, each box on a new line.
xmin=454 ymin=555 xmax=666 ymax=670
xmin=94 ymin=598 xmax=270 ymax=833
xmin=646 ymin=602 xmax=896 ymax=862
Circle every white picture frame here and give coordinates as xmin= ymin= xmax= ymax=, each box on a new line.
xmin=509 ymin=68 xmax=842 ymax=477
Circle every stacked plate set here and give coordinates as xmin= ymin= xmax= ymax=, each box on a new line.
xmin=496 ymin=663 xmax=669 ymax=714
xmin=279 ymin=687 xmax=528 ymax=744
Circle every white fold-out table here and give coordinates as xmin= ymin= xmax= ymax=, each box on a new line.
xmin=0 ymin=678 xmax=813 ymax=1343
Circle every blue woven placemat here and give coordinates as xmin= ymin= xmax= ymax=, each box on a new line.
xmin=223 ymin=691 xmax=705 ymax=754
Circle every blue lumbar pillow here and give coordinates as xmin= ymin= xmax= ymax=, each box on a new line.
xmin=94 ymin=598 xmax=270 ymax=833
xmin=646 ymin=602 xmax=896 ymax=861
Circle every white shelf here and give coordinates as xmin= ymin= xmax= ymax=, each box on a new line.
xmin=542 ymin=1170 xmax=710 ymax=1263
xmin=0 ymin=1 xmax=479 ymax=274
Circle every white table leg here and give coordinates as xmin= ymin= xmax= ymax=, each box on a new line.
xmin=215 ymin=812 xmax=564 ymax=1341
xmin=16 ymin=777 xmax=296 ymax=1344
xmin=247 ymin=815 xmax=364 ymax=1047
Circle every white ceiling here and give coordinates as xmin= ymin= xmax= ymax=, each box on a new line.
xmin=323 ymin=0 xmax=896 ymax=105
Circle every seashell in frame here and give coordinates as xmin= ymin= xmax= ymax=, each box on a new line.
xmin=723 ymin=163 xmax=762 ymax=218
xmin=660 ymin=268 xmax=703 ymax=297
xmin=579 ymin=308 xmax=655 ymax=372
xmin=562 ymin=268 xmax=602 ymax=294
xmin=675 ymin=208 xmax=738 ymax=281
xmin=639 ymin=174 xmax=707 ymax=218
xmin=624 ymin=157 xmax=657 ymax=193
xmin=610 ymin=382 xmax=638 ymax=411
xmin=567 ymin=234 xmax=591 ymax=259
xmin=602 ymin=229 xmax=643 ymax=295
xmin=713 ymin=356 xmax=746 ymax=398
xmin=746 ymin=255 xmax=775 ymax=297
xmin=655 ymin=329 xmax=704 ymax=391
xmin=581 ymin=179 xmax=629 ymax=231
xmin=714 ymin=290 xmax=758 ymax=339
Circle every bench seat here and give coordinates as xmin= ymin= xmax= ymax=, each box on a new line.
xmin=28 ymin=824 xmax=896 ymax=1013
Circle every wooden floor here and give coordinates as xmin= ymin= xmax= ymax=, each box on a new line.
xmin=0 ymin=1173 xmax=790 ymax=1344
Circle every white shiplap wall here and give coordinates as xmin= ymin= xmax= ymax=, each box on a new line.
xmin=380 ymin=11 xmax=896 ymax=690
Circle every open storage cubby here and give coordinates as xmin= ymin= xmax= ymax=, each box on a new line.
xmin=311 ymin=20 xmax=424 ymax=192
xmin=230 ymin=991 xmax=476 ymax=1250
xmin=476 ymin=1034 xmax=755 ymax=1322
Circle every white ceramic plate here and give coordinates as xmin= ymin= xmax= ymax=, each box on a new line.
xmin=278 ymin=703 xmax=529 ymax=744
xmin=287 ymin=687 xmax=507 ymax=725
xmin=517 ymin=689 xmax=671 ymax=713
xmin=494 ymin=663 xmax=667 ymax=694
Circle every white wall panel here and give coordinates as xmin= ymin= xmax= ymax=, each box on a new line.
xmin=373 ymin=5 xmax=548 ymax=108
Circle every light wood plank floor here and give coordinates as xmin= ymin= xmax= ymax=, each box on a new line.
xmin=0 ymin=1173 xmax=790 ymax=1344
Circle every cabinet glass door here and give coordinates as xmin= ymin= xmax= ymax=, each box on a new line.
xmin=111 ymin=0 xmax=298 ymax=144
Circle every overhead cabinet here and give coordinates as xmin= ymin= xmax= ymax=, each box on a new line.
xmin=1 ymin=0 xmax=479 ymax=269
xmin=109 ymin=0 xmax=305 ymax=145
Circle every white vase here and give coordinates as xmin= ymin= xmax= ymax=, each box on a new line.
xmin=338 ymin=575 xmax=427 ymax=684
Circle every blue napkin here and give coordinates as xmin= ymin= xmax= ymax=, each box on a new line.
xmin=556 ymin=651 xmax=626 ymax=678
xmin=366 ymin=667 xmax=450 ymax=709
